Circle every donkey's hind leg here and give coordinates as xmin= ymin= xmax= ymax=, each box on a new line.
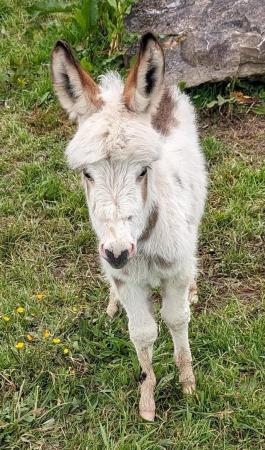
xmin=189 ymin=280 xmax=198 ymax=304
xmin=106 ymin=286 xmax=119 ymax=319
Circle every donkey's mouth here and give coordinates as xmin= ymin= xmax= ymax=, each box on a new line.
xmin=104 ymin=249 xmax=129 ymax=269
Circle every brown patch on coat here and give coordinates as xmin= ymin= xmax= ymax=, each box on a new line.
xmin=139 ymin=251 xmax=175 ymax=270
xmin=152 ymin=88 xmax=177 ymax=136
xmin=112 ymin=277 xmax=124 ymax=290
xmin=175 ymin=173 xmax=183 ymax=187
xmin=138 ymin=205 xmax=159 ymax=242
xmin=139 ymin=371 xmax=147 ymax=384
xmin=141 ymin=175 xmax=148 ymax=203
xmin=153 ymin=254 xmax=174 ymax=269
xmin=102 ymin=130 xmax=110 ymax=139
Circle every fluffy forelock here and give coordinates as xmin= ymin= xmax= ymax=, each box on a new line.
xmin=65 ymin=72 xmax=161 ymax=170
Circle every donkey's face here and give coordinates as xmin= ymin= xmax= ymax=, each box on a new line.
xmin=51 ymin=34 xmax=165 ymax=269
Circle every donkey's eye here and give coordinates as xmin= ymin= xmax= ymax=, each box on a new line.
xmin=139 ymin=167 xmax=148 ymax=178
xmin=83 ymin=170 xmax=94 ymax=181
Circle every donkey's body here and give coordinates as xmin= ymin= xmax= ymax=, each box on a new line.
xmin=52 ymin=33 xmax=207 ymax=420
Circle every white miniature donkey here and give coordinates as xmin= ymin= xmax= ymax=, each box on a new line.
xmin=51 ymin=33 xmax=207 ymax=421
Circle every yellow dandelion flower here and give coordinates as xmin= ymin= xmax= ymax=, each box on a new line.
xmin=43 ymin=329 xmax=50 ymax=338
xmin=16 ymin=306 xmax=25 ymax=314
xmin=52 ymin=338 xmax=61 ymax=344
xmin=36 ymin=293 xmax=45 ymax=300
xmin=63 ymin=348 xmax=69 ymax=354
xmin=72 ymin=307 xmax=78 ymax=313
xmin=3 ymin=316 xmax=10 ymax=322
xmin=15 ymin=342 xmax=24 ymax=350
xmin=26 ymin=334 xmax=33 ymax=342
xmin=17 ymin=78 xmax=26 ymax=87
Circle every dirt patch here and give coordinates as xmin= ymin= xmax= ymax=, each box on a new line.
xmin=25 ymin=107 xmax=74 ymax=138
xmin=193 ymin=275 xmax=264 ymax=314
xmin=199 ymin=112 xmax=265 ymax=158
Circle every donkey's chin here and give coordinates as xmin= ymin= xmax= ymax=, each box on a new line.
xmin=107 ymin=260 xmax=128 ymax=270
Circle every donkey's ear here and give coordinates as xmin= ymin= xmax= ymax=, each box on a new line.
xmin=51 ymin=40 xmax=102 ymax=121
xmin=124 ymin=33 xmax=165 ymax=114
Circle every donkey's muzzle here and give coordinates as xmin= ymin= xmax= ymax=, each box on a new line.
xmin=105 ymin=249 xmax=129 ymax=269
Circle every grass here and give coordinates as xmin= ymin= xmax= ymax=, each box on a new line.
xmin=0 ymin=1 xmax=264 ymax=449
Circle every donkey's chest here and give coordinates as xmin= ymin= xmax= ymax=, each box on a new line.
xmin=105 ymin=250 xmax=178 ymax=287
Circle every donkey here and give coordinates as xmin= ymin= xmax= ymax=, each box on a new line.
xmin=51 ymin=32 xmax=207 ymax=421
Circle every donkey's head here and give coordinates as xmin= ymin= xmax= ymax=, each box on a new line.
xmin=51 ymin=33 xmax=165 ymax=269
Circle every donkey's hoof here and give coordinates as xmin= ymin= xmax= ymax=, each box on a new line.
xmin=106 ymin=303 xmax=118 ymax=319
xmin=189 ymin=281 xmax=198 ymax=304
xmin=139 ymin=408 xmax=155 ymax=421
xmin=182 ymin=380 xmax=196 ymax=395
xmin=189 ymin=291 xmax=198 ymax=304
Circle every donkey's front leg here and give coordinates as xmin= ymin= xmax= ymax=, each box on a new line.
xmin=161 ymin=278 xmax=195 ymax=394
xmin=118 ymin=283 xmax=157 ymax=421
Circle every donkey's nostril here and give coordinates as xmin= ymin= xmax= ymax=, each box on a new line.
xmin=105 ymin=249 xmax=129 ymax=269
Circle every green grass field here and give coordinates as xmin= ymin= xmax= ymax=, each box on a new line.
xmin=1 ymin=1 xmax=264 ymax=449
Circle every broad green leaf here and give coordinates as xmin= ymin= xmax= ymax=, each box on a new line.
xmin=80 ymin=58 xmax=94 ymax=72
xmin=178 ymin=80 xmax=187 ymax=91
xmin=206 ymin=100 xmax=218 ymax=109
xmin=253 ymin=104 xmax=265 ymax=115
xmin=38 ymin=91 xmax=51 ymax=106
xmin=80 ymin=0 xmax=98 ymax=32
xmin=74 ymin=9 xmax=87 ymax=32
xmin=27 ymin=1 xmax=75 ymax=15
xmin=217 ymin=95 xmax=226 ymax=106
xmin=106 ymin=0 xmax=117 ymax=9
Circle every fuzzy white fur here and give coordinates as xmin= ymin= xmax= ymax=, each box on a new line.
xmin=52 ymin=38 xmax=207 ymax=420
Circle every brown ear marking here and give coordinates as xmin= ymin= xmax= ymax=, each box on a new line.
xmin=52 ymin=40 xmax=102 ymax=108
xmin=123 ymin=61 xmax=138 ymax=111
xmin=124 ymin=33 xmax=165 ymax=111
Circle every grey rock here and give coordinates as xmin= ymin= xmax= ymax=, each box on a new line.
xmin=125 ymin=0 xmax=265 ymax=87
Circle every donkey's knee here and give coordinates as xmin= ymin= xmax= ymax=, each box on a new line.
xmin=161 ymin=306 xmax=190 ymax=332
xmin=129 ymin=318 xmax=157 ymax=350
